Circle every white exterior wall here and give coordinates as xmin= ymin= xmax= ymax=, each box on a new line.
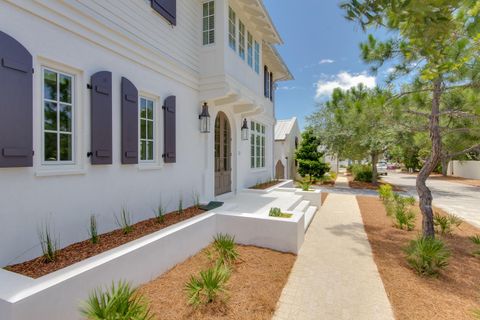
xmin=447 ymin=160 xmax=480 ymax=180
xmin=274 ymin=121 xmax=301 ymax=180
xmin=0 ymin=0 xmax=282 ymax=266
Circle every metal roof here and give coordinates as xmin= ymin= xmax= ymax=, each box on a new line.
xmin=274 ymin=117 xmax=297 ymax=141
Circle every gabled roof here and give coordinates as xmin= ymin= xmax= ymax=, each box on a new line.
xmin=275 ymin=117 xmax=297 ymax=141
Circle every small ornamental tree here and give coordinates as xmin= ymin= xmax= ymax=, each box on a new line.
xmin=295 ymin=129 xmax=330 ymax=182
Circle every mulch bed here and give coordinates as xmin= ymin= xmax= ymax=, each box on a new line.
xmin=138 ymin=244 xmax=296 ymax=320
xmin=356 ymin=196 xmax=480 ymax=320
xmin=348 ymin=175 xmax=403 ymax=191
xmin=6 ymin=207 xmax=205 ymax=278
xmin=250 ymin=180 xmax=282 ymax=190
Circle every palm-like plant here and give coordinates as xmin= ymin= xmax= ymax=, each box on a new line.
xmin=185 ymin=263 xmax=231 ymax=306
xmin=80 ymin=281 xmax=153 ymax=320
xmin=405 ymin=236 xmax=450 ymax=276
xmin=213 ymin=233 xmax=239 ymax=265
xmin=470 ymin=235 xmax=480 ymax=256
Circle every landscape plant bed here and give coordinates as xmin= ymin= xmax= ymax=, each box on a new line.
xmin=429 ymin=174 xmax=480 ymax=187
xmin=249 ymin=179 xmax=281 ymax=190
xmin=347 ymin=175 xmax=403 ymax=191
xmin=356 ymin=196 xmax=480 ymax=320
xmin=137 ymin=244 xmax=296 ymax=320
xmin=6 ymin=206 xmax=205 ymax=278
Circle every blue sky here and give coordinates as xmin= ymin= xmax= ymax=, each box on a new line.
xmin=264 ymin=0 xmax=391 ymax=129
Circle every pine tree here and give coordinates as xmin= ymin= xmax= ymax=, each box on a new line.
xmin=295 ymin=129 xmax=330 ymax=182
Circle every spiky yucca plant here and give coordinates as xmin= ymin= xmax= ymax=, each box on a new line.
xmin=213 ymin=233 xmax=239 ymax=265
xmin=89 ymin=214 xmax=99 ymax=244
xmin=39 ymin=222 xmax=58 ymax=263
xmin=80 ymin=281 xmax=153 ymax=320
xmin=115 ymin=208 xmax=133 ymax=234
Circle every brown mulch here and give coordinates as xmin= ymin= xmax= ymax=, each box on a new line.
xmin=356 ymin=196 xmax=480 ymax=320
xmin=321 ymin=192 xmax=329 ymax=205
xmin=138 ymin=244 xmax=296 ymax=320
xmin=250 ymin=180 xmax=282 ymax=190
xmin=6 ymin=207 xmax=205 ymax=278
xmin=348 ymin=175 xmax=403 ymax=191
xmin=429 ymin=174 xmax=480 ymax=188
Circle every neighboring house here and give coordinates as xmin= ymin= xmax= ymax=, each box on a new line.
xmin=274 ymin=117 xmax=300 ymax=180
xmin=0 ymin=0 xmax=292 ymax=266
xmin=448 ymin=160 xmax=480 ymax=179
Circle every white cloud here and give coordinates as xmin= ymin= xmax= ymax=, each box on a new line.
xmin=314 ymin=71 xmax=376 ymax=100
xmin=319 ymin=59 xmax=335 ymax=64
xmin=386 ymin=67 xmax=396 ymax=74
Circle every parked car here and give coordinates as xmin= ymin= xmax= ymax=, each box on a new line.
xmin=376 ymin=161 xmax=388 ymax=175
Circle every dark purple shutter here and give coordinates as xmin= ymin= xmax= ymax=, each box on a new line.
xmin=269 ymin=72 xmax=274 ymax=101
xmin=90 ymin=71 xmax=112 ymax=165
xmin=151 ymin=0 xmax=176 ymax=25
xmin=264 ymin=66 xmax=268 ymax=98
xmin=163 ymin=95 xmax=176 ymax=163
xmin=0 ymin=31 xmax=33 ymax=168
xmin=121 ymin=77 xmax=138 ymax=164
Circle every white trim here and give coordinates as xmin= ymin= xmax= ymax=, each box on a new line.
xmin=138 ymin=93 xmax=162 ymax=168
xmin=202 ymin=0 xmax=215 ymax=46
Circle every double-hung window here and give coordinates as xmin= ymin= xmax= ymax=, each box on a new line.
xmin=228 ymin=7 xmax=236 ymax=51
xmin=238 ymin=20 xmax=246 ymax=60
xmin=250 ymin=121 xmax=266 ymax=169
xmin=42 ymin=68 xmax=74 ymax=164
xmin=254 ymin=41 xmax=260 ymax=73
xmin=247 ymin=32 xmax=253 ymax=68
xmin=139 ymin=97 xmax=155 ymax=162
xmin=202 ymin=1 xmax=215 ymax=45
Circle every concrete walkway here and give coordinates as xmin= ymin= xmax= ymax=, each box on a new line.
xmin=273 ymin=193 xmax=394 ymax=320
xmin=334 ymin=175 xmax=350 ymax=188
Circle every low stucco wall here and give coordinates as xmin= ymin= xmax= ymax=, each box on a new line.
xmin=0 ymin=209 xmax=305 ymax=320
xmin=447 ymin=160 xmax=480 ymax=179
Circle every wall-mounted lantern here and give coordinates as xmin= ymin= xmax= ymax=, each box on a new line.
xmin=199 ymin=102 xmax=211 ymax=133
xmin=241 ymin=118 xmax=249 ymax=141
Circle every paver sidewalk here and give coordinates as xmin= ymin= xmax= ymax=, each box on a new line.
xmin=273 ymin=193 xmax=394 ymax=320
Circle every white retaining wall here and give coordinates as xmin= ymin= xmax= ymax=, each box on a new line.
xmin=447 ymin=160 xmax=480 ymax=180
xmin=0 ymin=209 xmax=305 ymax=320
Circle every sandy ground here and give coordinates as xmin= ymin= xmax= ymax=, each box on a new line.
xmin=357 ymin=196 xmax=480 ymax=320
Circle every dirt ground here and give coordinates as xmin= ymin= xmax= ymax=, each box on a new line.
xmin=138 ymin=245 xmax=296 ymax=320
xmin=6 ymin=207 xmax=205 ymax=278
xmin=429 ymin=174 xmax=480 ymax=188
xmin=357 ymin=196 xmax=480 ymax=320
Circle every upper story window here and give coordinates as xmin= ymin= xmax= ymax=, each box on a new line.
xmin=139 ymin=97 xmax=156 ymax=162
xmin=247 ymin=32 xmax=253 ymax=68
xmin=250 ymin=121 xmax=266 ymax=169
xmin=228 ymin=7 xmax=236 ymax=51
xmin=264 ymin=66 xmax=273 ymax=100
xmin=254 ymin=41 xmax=260 ymax=73
xmin=202 ymin=1 xmax=215 ymax=45
xmin=42 ymin=68 xmax=74 ymax=164
xmin=238 ymin=20 xmax=246 ymax=60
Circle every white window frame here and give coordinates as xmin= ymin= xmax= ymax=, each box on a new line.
xmin=138 ymin=96 xmax=157 ymax=164
xmin=254 ymin=41 xmax=260 ymax=74
xmin=238 ymin=20 xmax=246 ymax=60
xmin=250 ymin=121 xmax=266 ymax=169
xmin=228 ymin=7 xmax=236 ymax=51
xmin=202 ymin=1 xmax=215 ymax=46
xmin=41 ymin=66 xmax=75 ymax=166
xmin=247 ymin=32 xmax=253 ymax=68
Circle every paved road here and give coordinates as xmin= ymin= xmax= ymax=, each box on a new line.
xmin=382 ymin=173 xmax=480 ymax=228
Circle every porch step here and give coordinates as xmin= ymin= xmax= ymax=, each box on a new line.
xmin=304 ymin=206 xmax=318 ymax=231
xmin=293 ymin=200 xmax=310 ymax=213
xmin=286 ymin=197 xmax=305 ymax=212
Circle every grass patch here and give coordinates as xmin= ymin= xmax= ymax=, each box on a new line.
xmin=268 ymin=207 xmax=293 ymax=218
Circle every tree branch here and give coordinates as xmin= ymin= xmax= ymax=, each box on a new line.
xmin=446 ymin=144 xmax=480 ymax=159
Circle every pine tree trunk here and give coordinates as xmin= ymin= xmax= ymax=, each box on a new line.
xmin=441 ymin=156 xmax=449 ymax=176
xmin=416 ymin=79 xmax=443 ymax=238
xmin=371 ymin=152 xmax=379 ymax=185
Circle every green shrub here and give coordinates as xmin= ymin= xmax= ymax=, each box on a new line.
xmin=39 ymin=222 xmax=58 ymax=263
xmin=115 ymin=208 xmax=133 ymax=234
xmin=329 ymin=171 xmax=338 ymax=181
xmin=185 ymin=263 xmax=230 ymax=307
xmin=404 ymin=236 xmax=450 ymax=276
xmin=153 ymin=200 xmax=166 ymax=224
xmin=434 ymin=213 xmax=462 ymax=236
xmin=469 ymin=235 xmax=480 ymax=256
xmin=300 ymin=180 xmax=312 ymax=191
xmin=269 ymin=207 xmax=282 ymax=217
xmin=351 ymin=164 xmax=373 ymax=182
xmin=89 ymin=214 xmax=99 ymax=244
xmin=213 ymin=233 xmax=239 ymax=265
xmin=80 ymin=281 xmax=153 ymax=320
xmin=378 ymin=184 xmax=393 ymax=203
xmin=394 ymin=209 xmax=416 ymax=231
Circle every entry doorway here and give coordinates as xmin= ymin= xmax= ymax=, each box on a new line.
xmin=214 ymin=112 xmax=232 ymax=196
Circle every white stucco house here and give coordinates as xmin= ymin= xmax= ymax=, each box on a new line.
xmin=274 ymin=117 xmax=300 ymax=180
xmin=0 ymin=0 xmax=292 ymax=267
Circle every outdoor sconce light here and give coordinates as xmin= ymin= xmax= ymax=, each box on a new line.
xmin=241 ymin=118 xmax=249 ymax=141
xmin=199 ymin=102 xmax=211 ymax=133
